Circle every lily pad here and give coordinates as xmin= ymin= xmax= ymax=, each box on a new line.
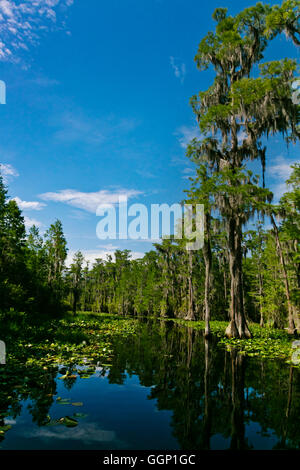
xmin=73 ymin=413 xmax=88 ymax=419
xmin=0 ymin=425 xmax=12 ymax=432
xmin=59 ymin=416 xmax=78 ymax=428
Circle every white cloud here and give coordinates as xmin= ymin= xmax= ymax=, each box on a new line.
xmin=0 ymin=163 xmax=19 ymax=182
xmin=39 ymin=188 xmax=142 ymax=213
xmin=24 ymin=216 xmax=43 ymax=229
xmin=66 ymin=249 xmax=144 ymax=268
xmin=238 ymin=130 xmax=247 ymax=144
xmin=13 ymin=196 xmax=46 ymax=211
xmin=26 ymin=422 xmax=116 ymax=444
xmin=0 ymin=0 xmax=74 ymax=61
xmin=170 ymin=56 xmax=186 ymax=84
xmin=268 ymin=156 xmax=295 ymax=181
xmin=182 ymin=167 xmax=195 ymax=180
xmin=182 ymin=167 xmax=194 ymax=174
xmin=268 ymin=156 xmax=298 ymax=201
xmin=175 ymin=125 xmax=202 ymax=149
xmin=97 ymin=243 xmax=120 ymax=250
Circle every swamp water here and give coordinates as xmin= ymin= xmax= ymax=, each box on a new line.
xmin=0 ymin=319 xmax=299 ymax=450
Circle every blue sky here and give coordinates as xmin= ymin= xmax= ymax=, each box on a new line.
xmin=0 ymin=0 xmax=299 ymax=265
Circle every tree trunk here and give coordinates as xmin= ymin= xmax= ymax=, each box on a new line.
xmin=73 ymin=288 xmax=78 ymax=315
xmin=223 ymin=269 xmax=228 ymax=309
xmin=226 ymin=217 xmax=251 ymax=338
xmin=203 ymin=212 xmax=212 ymax=337
xmin=185 ymin=251 xmax=195 ymax=321
xmin=270 ymin=214 xmax=296 ymax=335
xmin=258 ymin=272 xmax=264 ymax=327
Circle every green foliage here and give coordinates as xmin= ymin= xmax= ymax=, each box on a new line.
xmin=264 ymin=0 xmax=300 ymax=44
xmin=0 ymin=169 xmax=69 ymax=318
xmin=0 ymin=2 xmax=299 ymax=342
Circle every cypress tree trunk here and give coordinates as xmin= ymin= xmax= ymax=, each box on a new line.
xmin=259 ymin=272 xmax=264 ymax=327
xmin=223 ymin=270 xmax=228 ymax=309
xmin=186 ymin=251 xmax=195 ymax=321
xmin=271 ymin=214 xmax=296 ymax=335
xmin=203 ymin=213 xmax=212 ymax=337
xmin=73 ymin=289 xmax=78 ymax=315
xmin=226 ymin=217 xmax=251 ymax=338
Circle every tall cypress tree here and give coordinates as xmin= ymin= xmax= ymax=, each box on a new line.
xmin=188 ymin=2 xmax=299 ymax=337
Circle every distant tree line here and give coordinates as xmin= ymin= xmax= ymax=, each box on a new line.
xmin=0 ymin=1 xmax=299 ymax=339
xmin=1 ymin=161 xmax=298 ymax=335
xmin=66 ymin=164 xmax=299 ymax=333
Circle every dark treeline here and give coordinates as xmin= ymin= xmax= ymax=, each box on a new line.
xmin=0 ymin=1 xmax=299 ymax=339
xmin=0 ymin=175 xmax=68 ymax=319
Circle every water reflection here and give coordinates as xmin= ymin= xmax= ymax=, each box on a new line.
xmin=0 ymin=319 xmax=300 ymax=449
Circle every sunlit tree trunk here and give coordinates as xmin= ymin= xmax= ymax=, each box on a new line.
xmin=226 ymin=218 xmax=251 ymax=338
xmin=186 ymin=251 xmax=195 ymax=321
xmin=203 ymin=213 xmax=212 ymax=337
xmin=258 ymin=272 xmax=264 ymax=327
xmin=271 ymin=214 xmax=296 ymax=335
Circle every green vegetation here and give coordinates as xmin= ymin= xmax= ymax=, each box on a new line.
xmin=1 ymin=313 xmax=139 ymax=371
xmin=0 ymin=1 xmax=299 ymax=353
xmin=2 ymin=314 xmax=300 ymax=449
xmin=0 ymin=313 xmax=140 ymax=438
xmin=175 ymin=319 xmax=299 ymax=364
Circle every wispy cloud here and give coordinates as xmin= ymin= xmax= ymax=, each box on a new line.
xmin=51 ymin=111 xmax=139 ymax=146
xmin=39 ymin=188 xmax=142 ymax=213
xmin=0 ymin=0 xmax=74 ymax=61
xmin=268 ymin=156 xmax=295 ymax=180
xmin=52 ymin=112 xmax=105 ymax=145
xmin=170 ymin=56 xmax=186 ymax=84
xmin=182 ymin=167 xmax=195 ymax=180
xmin=69 ymin=209 xmax=90 ymax=220
xmin=0 ymin=162 xmax=19 ymax=182
xmin=31 ymin=76 xmax=60 ymax=87
xmin=175 ymin=125 xmax=202 ymax=149
xmin=13 ymin=196 xmax=46 ymax=211
xmin=268 ymin=155 xmax=298 ymax=201
xmin=24 ymin=216 xmax=43 ymax=229
xmin=136 ymin=169 xmax=156 ymax=179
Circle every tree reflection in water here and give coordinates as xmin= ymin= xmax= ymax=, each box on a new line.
xmin=0 ymin=319 xmax=300 ymax=449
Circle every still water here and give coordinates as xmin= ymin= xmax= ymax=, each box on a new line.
xmin=1 ymin=319 xmax=300 ymax=450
